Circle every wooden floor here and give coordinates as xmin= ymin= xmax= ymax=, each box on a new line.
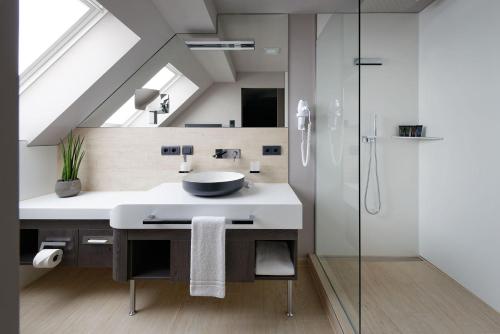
xmin=322 ymin=257 xmax=500 ymax=334
xmin=20 ymin=265 xmax=334 ymax=334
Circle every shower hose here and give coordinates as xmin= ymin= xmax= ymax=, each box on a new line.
xmin=364 ymin=138 xmax=381 ymax=215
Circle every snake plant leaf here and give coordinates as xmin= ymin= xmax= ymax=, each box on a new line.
xmin=60 ymin=131 xmax=85 ymax=182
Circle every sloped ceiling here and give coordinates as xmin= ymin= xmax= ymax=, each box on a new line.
xmin=29 ymin=0 xmax=177 ymax=145
xmin=77 ymin=0 xmax=219 ymax=127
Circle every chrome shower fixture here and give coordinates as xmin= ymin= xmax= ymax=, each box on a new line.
xmin=363 ymin=114 xmax=382 ymax=215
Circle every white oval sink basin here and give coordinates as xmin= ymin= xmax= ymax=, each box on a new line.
xmin=182 ymin=171 xmax=245 ymax=197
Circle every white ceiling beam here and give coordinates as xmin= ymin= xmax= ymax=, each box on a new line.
xmin=152 ymin=0 xmax=218 ymax=33
xmin=100 ymin=0 xmax=173 ymax=39
xmin=179 ymin=33 xmax=237 ymax=82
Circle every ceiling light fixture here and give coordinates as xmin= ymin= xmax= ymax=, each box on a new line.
xmin=185 ymin=40 xmax=255 ymax=51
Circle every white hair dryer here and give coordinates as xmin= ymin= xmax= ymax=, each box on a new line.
xmin=297 ymin=100 xmax=312 ymax=167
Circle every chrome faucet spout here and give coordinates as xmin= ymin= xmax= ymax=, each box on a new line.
xmin=213 ymin=149 xmax=240 ymax=160
xmin=213 ymin=150 xmax=227 ymax=159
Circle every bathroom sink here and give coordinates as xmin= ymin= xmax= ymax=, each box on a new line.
xmin=182 ymin=171 xmax=245 ymax=197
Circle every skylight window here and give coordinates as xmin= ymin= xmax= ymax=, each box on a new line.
xmin=103 ymin=65 xmax=181 ymax=127
xmin=103 ymin=97 xmax=135 ymax=127
xmin=143 ymin=67 xmax=176 ymax=91
xmin=19 ymin=0 xmax=106 ymax=87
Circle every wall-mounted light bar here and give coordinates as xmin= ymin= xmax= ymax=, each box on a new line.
xmin=354 ymin=58 xmax=383 ymax=66
xmin=185 ymin=40 xmax=255 ymax=50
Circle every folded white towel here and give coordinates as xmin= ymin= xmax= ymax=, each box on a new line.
xmin=255 ymin=241 xmax=295 ymax=276
xmin=190 ymin=216 xmax=226 ymax=298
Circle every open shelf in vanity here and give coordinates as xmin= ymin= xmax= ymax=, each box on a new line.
xmin=113 ymin=229 xmax=298 ymax=283
xmin=20 ymin=229 xmax=39 ymax=265
xmin=129 ymin=240 xmax=171 ymax=279
xmin=254 ymin=240 xmax=297 ymax=280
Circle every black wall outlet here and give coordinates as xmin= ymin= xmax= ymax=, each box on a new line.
xmin=161 ymin=145 xmax=181 ymax=155
xmin=262 ymin=145 xmax=281 ymax=156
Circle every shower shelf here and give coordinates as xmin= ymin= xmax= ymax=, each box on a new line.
xmin=392 ymin=136 xmax=444 ymax=141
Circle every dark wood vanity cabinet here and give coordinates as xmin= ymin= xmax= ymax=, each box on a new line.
xmin=20 ymin=220 xmax=298 ymax=283
xmin=78 ymin=228 xmax=113 ymax=267
xmin=20 ymin=220 xmax=113 ymax=268
xmin=226 ymin=240 xmax=255 ymax=282
xmin=113 ymin=229 xmax=298 ymax=283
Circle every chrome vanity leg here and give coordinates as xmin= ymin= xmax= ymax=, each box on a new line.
xmin=286 ymin=280 xmax=294 ymax=318
xmin=129 ymin=280 xmax=137 ymax=316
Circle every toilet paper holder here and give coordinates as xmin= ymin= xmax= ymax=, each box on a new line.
xmin=39 ymin=241 xmax=67 ymax=251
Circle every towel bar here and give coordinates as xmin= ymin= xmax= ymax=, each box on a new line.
xmin=142 ymin=215 xmax=254 ymax=225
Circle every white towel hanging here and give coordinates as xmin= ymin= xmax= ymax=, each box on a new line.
xmin=190 ymin=216 xmax=226 ymax=298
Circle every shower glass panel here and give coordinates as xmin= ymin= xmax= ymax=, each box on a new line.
xmin=315 ymin=12 xmax=360 ymax=332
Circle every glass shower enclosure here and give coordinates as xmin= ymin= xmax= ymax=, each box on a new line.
xmin=315 ymin=10 xmax=361 ymax=333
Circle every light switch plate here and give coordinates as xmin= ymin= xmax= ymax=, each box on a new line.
xmin=182 ymin=145 xmax=193 ymax=155
xmin=262 ymin=145 xmax=281 ymax=156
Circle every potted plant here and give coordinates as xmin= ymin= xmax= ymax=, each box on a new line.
xmin=55 ymin=131 xmax=85 ymax=198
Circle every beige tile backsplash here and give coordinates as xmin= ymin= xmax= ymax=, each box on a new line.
xmin=71 ymin=128 xmax=288 ymax=191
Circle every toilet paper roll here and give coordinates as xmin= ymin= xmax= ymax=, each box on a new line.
xmin=33 ymin=249 xmax=63 ymax=268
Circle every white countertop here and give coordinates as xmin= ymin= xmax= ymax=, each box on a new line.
xmin=19 ymin=183 xmax=302 ymax=229
xmin=19 ymin=190 xmax=144 ymax=220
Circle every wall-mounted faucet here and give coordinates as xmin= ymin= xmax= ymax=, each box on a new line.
xmin=213 ymin=150 xmax=227 ymax=159
xmin=213 ymin=149 xmax=241 ymax=161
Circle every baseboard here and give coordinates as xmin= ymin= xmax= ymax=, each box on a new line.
xmin=308 ymin=254 xmax=356 ymax=334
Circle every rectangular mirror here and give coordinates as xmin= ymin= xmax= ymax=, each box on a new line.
xmin=79 ymin=14 xmax=288 ymax=129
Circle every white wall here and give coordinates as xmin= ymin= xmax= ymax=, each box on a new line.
xmin=19 ymin=13 xmax=139 ymax=143
xmin=170 ymin=72 xmax=285 ymax=127
xmin=419 ymin=0 xmax=500 ymax=311
xmin=18 ymin=141 xmax=58 ymax=287
xmin=361 ymin=14 xmax=419 ymax=256
xmin=19 ymin=141 xmax=58 ymax=200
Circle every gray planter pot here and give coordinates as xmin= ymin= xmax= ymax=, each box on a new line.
xmin=55 ymin=179 xmax=81 ymax=198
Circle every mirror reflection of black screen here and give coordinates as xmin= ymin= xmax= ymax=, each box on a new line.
xmin=241 ymin=88 xmax=285 ymax=127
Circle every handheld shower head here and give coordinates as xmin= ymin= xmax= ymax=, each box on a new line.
xmin=364 ymin=113 xmax=381 ymax=215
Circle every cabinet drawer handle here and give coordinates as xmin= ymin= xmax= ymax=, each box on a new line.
xmin=83 ymin=236 xmax=113 ymax=245
xmin=88 ymin=239 xmax=108 ymax=244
